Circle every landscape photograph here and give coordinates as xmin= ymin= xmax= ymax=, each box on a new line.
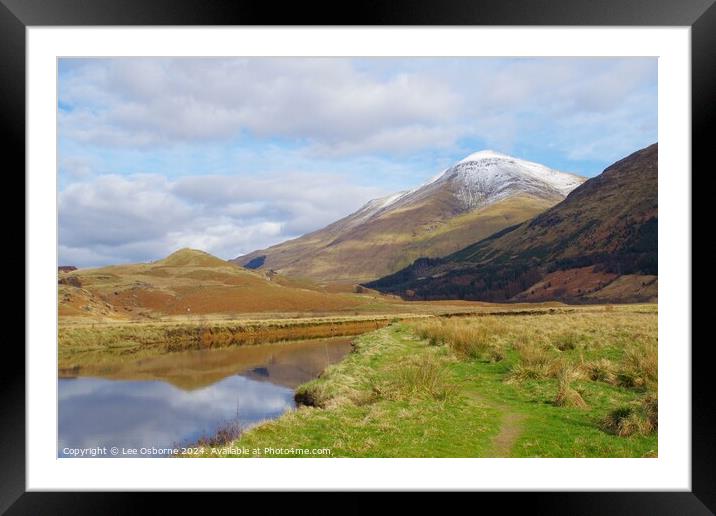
xmin=57 ymin=57 xmax=658 ymax=459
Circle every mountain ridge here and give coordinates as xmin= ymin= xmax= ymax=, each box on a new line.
xmin=234 ymin=151 xmax=586 ymax=283
xmin=366 ymin=143 xmax=658 ymax=303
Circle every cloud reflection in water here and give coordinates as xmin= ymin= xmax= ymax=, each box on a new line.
xmin=58 ymin=374 xmax=294 ymax=456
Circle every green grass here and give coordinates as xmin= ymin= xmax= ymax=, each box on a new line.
xmin=198 ymin=306 xmax=657 ymax=458
xmin=449 ymin=357 xmax=656 ymax=457
xmin=197 ymin=325 xmax=502 ymax=457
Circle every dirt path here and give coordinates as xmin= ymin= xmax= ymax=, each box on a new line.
xmin=489 ymin=411 xmax=526 ymax=457
xmin=466 ymin=390 xmax=525 ymax=457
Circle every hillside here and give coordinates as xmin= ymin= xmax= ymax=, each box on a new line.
xmin=234 ymin=151 xmax=585 ymax=283
xmin=366 ymin=144 xmax=658 ymax=303
xmin=58 ymin=248 xmax=363 ymax=319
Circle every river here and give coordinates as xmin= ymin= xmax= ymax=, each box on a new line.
xmin=58 ymin=336 xmax=353 ymax=457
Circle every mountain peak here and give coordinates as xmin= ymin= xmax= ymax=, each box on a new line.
xmin=366 ymin=143 xmax=658 ymax=303
xmin=234 ymin=152 xmax=585 ymax=282
xmin=441 ymin=150 xmax=586 ymax=209
xmin=457 ymin=149 xmax=513 ymax=164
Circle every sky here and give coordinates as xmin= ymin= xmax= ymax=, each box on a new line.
xmin=58 ymin=57 xmax=657 ymax=267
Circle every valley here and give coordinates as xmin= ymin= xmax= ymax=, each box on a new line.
xmin=57 ymin=145 xmax=659 ymax=459
xmin=193 ymin=305 xmax=658 ymax=458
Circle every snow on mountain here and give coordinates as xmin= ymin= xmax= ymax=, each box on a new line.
xmin=443 ymin=151 xmax=585 ymax=210
xmin=346 ymin=190 xmax=411 ymax=227
xmin=457 ymin=149 xmax=512 ymax=164
xmin=355 ymin=151 xmax=585 ymax=217
xmin=234 ymin=150 xmax=585 ymax=282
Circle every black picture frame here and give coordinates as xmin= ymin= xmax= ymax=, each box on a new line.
xmin=2 ymin=0 xmax=709 ymax=512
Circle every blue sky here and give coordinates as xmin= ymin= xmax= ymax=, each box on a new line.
xmin=58 ymin=57 xmax=657 ymax=267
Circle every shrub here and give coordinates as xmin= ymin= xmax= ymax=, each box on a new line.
xmin=616 ymin=371 xmax=645 ymax=390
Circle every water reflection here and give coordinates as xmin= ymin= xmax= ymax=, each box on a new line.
xmin=58 ymin=337 xmax=352 ymax=457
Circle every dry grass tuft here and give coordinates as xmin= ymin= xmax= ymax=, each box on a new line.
xmin=582 ymin=358 xmax=618 ymax=384
xmin=376 ymin=354 xmax=459 ymax=402
xmin=554 ymin=332 xmax=581 ymax=351
xmin=506 ymin=343 xmax=557 ymax=383
xmin=602 ymin=395 xmax=657 ymax=436
xmin=411 ymin=318 xmax=505 ymax=360
xmin=618 ymin=341 xmax=658 ymax=391
xmin=554 ymin=364 xmax=588 ymax=408
xmin=506 ymin=363 xmax=550 ymax=383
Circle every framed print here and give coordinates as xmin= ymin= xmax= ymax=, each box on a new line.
xmin=3 ymin=0 xmax=711 ymax=511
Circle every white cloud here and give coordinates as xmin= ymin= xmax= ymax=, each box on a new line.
xmin=60 ymin=58 xmax=461 ymax=154
xmin=60 ymin=58 xmax=656 ymax=159
xmin=433 ymin=58 xmax=657 ymax=160
xmin=58 ymin=172 xmax=387 ymax=267
xmin=59 ymin=155 xmax=94 ymax=180
xmin=59 ymin=375 xmax=294 ymax=452
xmin=57 ymin=57 xmax=657 ymax=266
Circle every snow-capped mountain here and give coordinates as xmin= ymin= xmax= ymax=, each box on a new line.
xmin=367 ymin=144 xmax=658 ymax=304
xmin=233 ymin=151 xmax=586 ymax=283
xmin=449 ymin=150 xmax=584 ymax=204
xmin=325 ymin=150 xmax=584 ymax=230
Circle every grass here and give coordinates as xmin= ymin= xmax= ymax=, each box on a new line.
xmin=196 ymin=304 xmax=657 ymax=458
xmin=58 ymin=314 xmax=408 ymax=370
xmin=59 ymin=294 xmax=627 ymax=370
xmin=601 ymin=395 xmax=658 ymax=437
xmin=193 ymin=325 xmax=502 ymax=457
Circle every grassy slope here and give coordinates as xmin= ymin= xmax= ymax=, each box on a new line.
xmin=237 ymin=194 xmax=556 ymax=284
xmin=448 ymin=144 xmax=657 ymax=265
xmin=203 ymin=324 xmax=502 ymax=457
xmin=58 ymin=248 xmax=365 ymax=320
xmin=387 ymin=195 xmax=555 ymax=273
xmin=203 ymin=306 xmax=657 ymax=458
xmin=367 ymin=144 xmax=658 ymax=303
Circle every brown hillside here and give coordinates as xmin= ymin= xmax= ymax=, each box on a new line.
xmin=368 ymin=144 xmax=658 ymax=304
xmin=58 ymin=249 xmax=362 ymax=319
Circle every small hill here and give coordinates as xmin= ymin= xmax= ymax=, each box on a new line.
xmin=58 ymin=249 xmax=363 ymax=319
xmin=234 ymin=151 xmax=585 ymax=283
xmin=367 ymin=144 xmax=658 ymax=303
xmin=153 ymin=248 xmax=230 ymax=268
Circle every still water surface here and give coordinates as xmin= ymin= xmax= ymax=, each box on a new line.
xmin=58 ymin=337 xmax=353 ymax=457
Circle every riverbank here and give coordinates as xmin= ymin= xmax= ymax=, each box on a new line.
xmin=199 ymin=305 xmax=657 ymax=458
xmin=58 ymin=303 xmax=652 ymax=371
xmin=59 ymin=314 xmax=412 ymax=370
